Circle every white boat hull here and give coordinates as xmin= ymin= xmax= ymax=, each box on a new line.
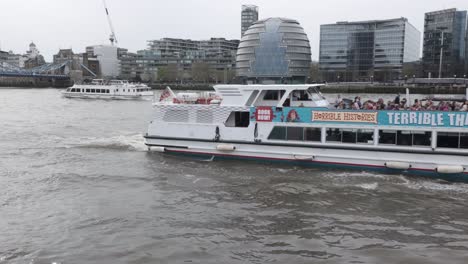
xmin=145 ymin=137 xmax=468 ymax=181
xmin=63 ymin=92 xmax=151 ymax=100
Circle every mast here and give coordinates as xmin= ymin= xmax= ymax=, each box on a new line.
xmin=102 ymin=0 xmax=118 ymax=46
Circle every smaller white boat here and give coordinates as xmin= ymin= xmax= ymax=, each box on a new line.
xmin=63 ymin=79 xmax=153 ymax=100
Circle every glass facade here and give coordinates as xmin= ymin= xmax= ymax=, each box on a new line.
xmin=241 ymin=5 xmax=259 ymax=37
xmin=422 ymin=9 xmax=467 ymax=78
xmin=236 ymin=17 xmax=312 ymax=84
xmin=319 ymin=18 xmax=421 ymax=82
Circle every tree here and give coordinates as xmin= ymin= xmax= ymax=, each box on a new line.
xmin=192 ymin=62 xmax=210 ymax=83
xmin=309 ymin=62 xmax=320 ymax=82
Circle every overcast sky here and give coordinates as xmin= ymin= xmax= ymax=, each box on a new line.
xmin=1 ymin=0 xmax=467 ymax=62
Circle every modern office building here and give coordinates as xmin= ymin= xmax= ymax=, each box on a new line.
xmin=319 ymin=18 xmax=421 ymax=82
xmin=241 ymin=5 xmax=259 ymax=36
xmin=6 ymin=51 xmax=27 ymax=68
xmin=86 ymin=45 xmax=120 ymax=77
xmin=236 ymin=17 xmax=312 ymax=84
xmin=137 ymin=38 xmax=239 ymax=82
xmin=119 ymin=51 xmax=141 ymax=80
xmin=423 ymin=8 xmax=467 ymax=78
xmin=466 ymin=29 xmax=468 ymax=73
xmin=0 ymin=50 xmax=8 ymax=63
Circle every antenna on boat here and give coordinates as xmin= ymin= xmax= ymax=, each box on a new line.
xmin=102 ymin=0 xmax=118 ymax=46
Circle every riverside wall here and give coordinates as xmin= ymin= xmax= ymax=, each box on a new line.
xmin=0 ymin=76 xmax=73 ymax=88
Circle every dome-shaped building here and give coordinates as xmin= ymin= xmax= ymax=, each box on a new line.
xmin=236 ymin=17 xmax=312 ymax=84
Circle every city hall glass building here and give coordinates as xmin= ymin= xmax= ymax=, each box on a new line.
xmin=422 ymin=9 xmax=467 ymax=78
xmin=236 ymin=17 xmax=312 ymax=84
xmin=319 ymin=18 xmax=420 ymax=82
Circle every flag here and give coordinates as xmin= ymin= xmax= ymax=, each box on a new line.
xmin=159 ymin=86 xmax=175 ymax=102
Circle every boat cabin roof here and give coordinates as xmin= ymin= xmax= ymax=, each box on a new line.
xmin=213 ymin=84 xmax=329 ymax=108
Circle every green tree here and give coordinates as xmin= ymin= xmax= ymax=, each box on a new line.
xmin=192 ymin=62 xmax=210 ymax=83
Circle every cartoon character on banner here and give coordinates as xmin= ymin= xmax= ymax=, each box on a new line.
xmin=285 ymin=109 xmax=301 ymax=122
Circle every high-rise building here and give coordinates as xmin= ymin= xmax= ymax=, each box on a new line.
xmin=137 ymin=38 xmax=239 ymax=82
xmin=319 ymin=18 xmax=421 ymax=82
xmin=422 ymin=8 xmax=467 ymax=78
xmin=465 ymin=24 xmax=468 ymax=74
xmin=241 ymin=5 xmax=259 ymax=36
xmin=236 ymin=17 xmax=312 ymax=84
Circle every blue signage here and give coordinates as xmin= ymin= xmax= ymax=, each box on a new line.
xmin=250 ymin=107 xmax=468 ymax=128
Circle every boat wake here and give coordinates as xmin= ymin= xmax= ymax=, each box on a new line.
xmin=66 ymin=134 xmax=147 ymax=151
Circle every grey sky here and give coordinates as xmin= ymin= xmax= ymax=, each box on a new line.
xmin=1 ymin=0 xmax=467 ymax=62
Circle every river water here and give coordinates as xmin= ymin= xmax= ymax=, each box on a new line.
xmin=1 ymin=88 xmax=468 ymax=264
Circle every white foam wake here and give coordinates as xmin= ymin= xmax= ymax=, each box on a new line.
xmin=66 ymin=134 xmax=148 ymax=151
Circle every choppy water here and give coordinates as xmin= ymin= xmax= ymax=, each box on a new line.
xmin=1 ymin=88 xmax=468 ymax=264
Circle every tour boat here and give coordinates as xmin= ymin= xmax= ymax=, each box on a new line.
xmin=145 ymin=84 xmax=468 ymax=182
xmin=63 ymin=79 xmax=153 ymax=100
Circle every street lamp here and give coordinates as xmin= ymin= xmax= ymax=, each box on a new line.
xmin=454 ymin=75 xmax=457 ymax=84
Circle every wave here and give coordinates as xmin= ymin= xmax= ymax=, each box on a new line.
xmin=65 ymin=134 xmax=147 ymax=151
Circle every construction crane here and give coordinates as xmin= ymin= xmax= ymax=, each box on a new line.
xmin=102 ymin=0 xmax=118 ymax=46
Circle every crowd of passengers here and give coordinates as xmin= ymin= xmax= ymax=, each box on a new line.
xmin=334 ymin=94 xmax=468 ymax=111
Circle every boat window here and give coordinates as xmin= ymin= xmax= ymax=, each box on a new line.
xmin=225 ymin=112 xmax=250 ymax=127
xmin=380 ymin=130 xmax=432 ymax=146
xmin=326 ymin=128 xmax=342 ymax=142
xmin=106 ymin=89 xmax=110 ymax=93
xmin=357 ymin=129 xmax=374 ymax=144
xmin=116 ymin=89 xmax=119 ymax=92
xmin=91 ymin=89 xmax=95 ymax=93
xmin=437 ymin=132 xmax=460 ymax=148
xmin=246 ymin=90 xmax=259 ymax=106
xmin=263 ymin=90 xmax=285 ymax=100
xmin=379 ymin=130 xmax=397 ymax=145
xmin=397 ymin=131 xmax=412 ymax=146
xmin=342 ymin=129 xmax=357 ymax=143
xmin=292 ymin=90 xmax=310 ymax=101
xmin=304 ymin=128 xmax=321 ymax=142
xmin=460 ymin=133 xmax=468 ymax=149
xmin=268 ymin=127 xmax=286 ymax=140
xmin=287 ymin=127 xmax=304 ymax=141
xmin=412 ymin=131 xmax=431 ymax=146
